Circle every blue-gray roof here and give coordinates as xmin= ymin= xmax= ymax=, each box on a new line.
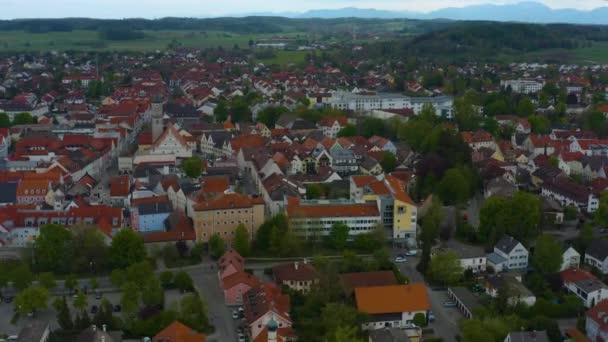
xmin=487 ymin=252 xmax=507 ymax=265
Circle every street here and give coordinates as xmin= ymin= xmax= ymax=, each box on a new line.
xmin=395 ymin=253 xmax=460 ymax=342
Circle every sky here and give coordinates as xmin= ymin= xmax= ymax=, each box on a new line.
xmin=1 ymin=0 xmax=607 ymax=19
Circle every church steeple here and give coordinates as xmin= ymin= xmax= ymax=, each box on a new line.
xmin=267 ymin=317 xmax=278 ymax=342
xmin=151 ymin=97 xmax=164 ymax=143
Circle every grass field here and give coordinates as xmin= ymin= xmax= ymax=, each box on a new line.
xmin=257 ymin=50 xmax=310 ymax=66
xmin=504 ymin=41 xmax=608 ymax=64
xmin=0 ymin=30 xmax=308 ymax=52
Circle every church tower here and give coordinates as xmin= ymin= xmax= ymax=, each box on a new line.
xmin=151 ymin=98 xmax=164 ymax=143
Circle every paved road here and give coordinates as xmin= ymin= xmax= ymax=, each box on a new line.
xmin=394 ymin=253 xmax=460 ymax=342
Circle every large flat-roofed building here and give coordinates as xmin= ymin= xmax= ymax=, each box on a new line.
xmin=325 ymin=91 xmax=453 ymax=118
xmin=286 ymin=197 xmax=381 ymax=239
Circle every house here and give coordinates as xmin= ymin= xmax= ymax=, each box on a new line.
xmin=355 ymin=284 xmax=430 ymax=330
xmin=318 ymin=117 xmax=347 ymax=138
xmin=272 ymin=261 xmax=319 ymax=293
xmin=447 ymin=287 xmax=482 ymax=319
xmin=340 ymin=271 xmax=398 ymax=297
xmin=153 ymin=321 xmax=206 ymax=342
xmin=243 ymin=283 xmax=293 ymax=342
xmin=368 ymin=328 xmax=413 ymax=342
xmin=109 ymin=175 xmax=130 ymax=207
xmin=222 ymin=271 xmax=261 ymax=306
xmin=485 ymin=274 xmax=536 ymax=306
xmin=75 ymin=325 xmax=123 ymax=342
xmin=16 ymin=320 xmax=50 ymax=342
xmin=561 ymin=247 xmax=581 ymax=271
xmin=586 ymin=300 xmax=608 ymax=342
xmin=435 ymin=240 xmax=486 ymax=273
xmin=585 ymin=240 xmax=608 ymax=274
xmin=560 ymin=268 xmax=608 ymax=308
xmin=191 ymin=193 xmax=265 ymax=243
xmin=504 ymin=331 xmax=549 ymax=342
xmin=541 ymin=178 xmax=599 ymax=214
xmin=131 ymin=200 xmax=172 ymax=233
xmin=218 ymin=249 xmax=245 ymax=280
xmin=487 ymin=235 xmax=528 ymax=272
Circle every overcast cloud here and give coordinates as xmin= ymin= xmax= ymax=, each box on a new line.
xmin=1 ymin=0 xmax=606 ymax=19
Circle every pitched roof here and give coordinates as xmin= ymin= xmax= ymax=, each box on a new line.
xmin=494 ymin=235 xmax=522 ymax=254
xmin=110 ymin=175 xmax=130 ymax=197
xmin=340 ymin=271 xmax=397 ymax=296
xmin=218 ymin=249 xmax=244 ymax=273
xmin=193 ymin=192 xmax=263 ymax=211
xmin=272 ymin=262 xmax=318 ymax=283
xmin=560 ymin=268 xmax=596 ymax=284
xmin=355 ymin=284 xmax=430 ymax=314
xmin=153 ymin=321 xmax=206 ymax=342
xmin=222 ymin=271 xmax=260 ymax=290
xmin=586 ymin=239 xmax=608 ymax=262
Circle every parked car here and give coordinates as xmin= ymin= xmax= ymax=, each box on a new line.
xmin=91 ymin=305 xmax=98 ymax=314
xmin=4 ymin=297 xmax=13 ymax=303
xmin=113 ymin=305 xmax=121 ymax=313
xmin=232 ymin=310 xmax=240 ymax=320
xmin=428 ymin=311 xmax=435 ymax=322
xmin=95 ymin=292 xmax=102 ymax=300
xmin=394 ymin=256 xmax=407 ymax=263
xmin=405 ymin=249 xmax=418 ymax=256
xmin=443 ymin=301 xmax=457 ymax=308
xmin=238 ymin=333 xmax=247 ymax=342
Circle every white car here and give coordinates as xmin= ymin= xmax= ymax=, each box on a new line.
xmin=232 ymin=310 xmax=240 ymax=320
xmin=394 ymin=256 xmax=407 ymax=263
xmin=405 ymin=250 xmax=418 ymax=256
xmin=238 ymin=333 xmax=247 ymax=342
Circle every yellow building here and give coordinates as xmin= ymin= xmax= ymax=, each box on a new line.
xmin=192 ymin=192 xmax=265 ymax=242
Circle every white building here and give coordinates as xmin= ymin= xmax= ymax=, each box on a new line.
xmin=561 ymin=247 xmax=581 ymax=271
xmin=560 ymin=268 xmax=608 ymax=308
xmin=488 ymin=235 xmax=529 ymax=271
xmin=585 ymin=240 xmax=608 ymax=274
xmin=500 ymin=79 xmax=545 ymax=94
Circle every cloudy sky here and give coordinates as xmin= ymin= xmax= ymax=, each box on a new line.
xmin=1 ymin=0 xmax=606 ymax=19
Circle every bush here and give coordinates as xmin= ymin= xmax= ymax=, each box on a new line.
xmin=413 ymin=312 xmax=427 ymax=327
xmin=174 ymin=272 xmax=194 ymax=292
xmin=159 ymin=271 xmax=174 ymax=289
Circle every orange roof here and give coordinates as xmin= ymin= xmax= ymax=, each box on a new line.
xmin=560 ymin=268 xmax=596 ymax=284
xmin=351 ymin=175 xmax=376 ymax=188
xmin=222 ymin=271 xmax=260 ymax=290
xmin=369 ymin=180 xmax=391 ymax=196
xmin=201 ymin=176 xmax=230 ymax=194
xmin=110 ymin=175 xmax=130 ymax=197
xmin=355 ymin=284 xmax=430 ymax=314
xmin=131 ymin=195 xmax=169 ymax=206
xmin=153 ymin=125 xmax=188 ymax=149
xmin=385 ymin=175 xmax=415 ymax=205
xmin=153 ymin=321 xmax=206 ymax=342
xmin=286 ymin=197 xmax=379 ymax=218
xmin=230 ymin=134 xmax=266 ymax=154
xmin=16 ymin=179 xmax=49 ymax=197
xmin=193 ymin=192 xmax=263 ymax=211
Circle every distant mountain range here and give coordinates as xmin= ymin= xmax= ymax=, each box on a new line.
xmin=237 ymin=2 xmax=608 ymax=25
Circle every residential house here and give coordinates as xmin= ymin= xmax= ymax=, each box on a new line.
xmin=272 ymin=261 xmax=319 ymax=293
xmin=330 ymin=149 xmax=358 ymax=176
xmin=153 ymin=321 xmax=206 ymax=342
xmin=109 ymin=175 xmax=130 ymax=207
xmin=585 ymin=239 xmax=608 ymax=274
xmin=355 ymin=284 xmax=430 ymax=330
xmin=487 ymin=235 xmax=528 ymax=272
xmin=504 ymin=331 xmax=549 ymax=342
xmin=485 ymin=274 xmax=536 ymax=306
xmin=75 ymin=324 xmax=123 ymax=342
xmin=222 ymin=271 xmax=261 ymax=306
xmin=243 ymin=283 xmax=293 ymax=342
xmin=560 ymin=268 xmax=608 ymax=308
xmin=586 ymin=300 xmax=608 ymax=342
xmin=461 ymin=131 xmax=496 ymax=151
xmin=435 ymin=240 xmax=486 ymax=273
xmin=561 ymin=247 xmax=581 ymax=271
xmin=318 ymin=117 xmax=347 ymax=138
xmin=218 ymin=249 xmax=245 ymax=280
xmin=16 ymin=320 xmax=50 ymax=342
xmin=540 ymin=178 xmax=599 ymax=214
xmin=368 ymin=135 xmax=397 ymax=155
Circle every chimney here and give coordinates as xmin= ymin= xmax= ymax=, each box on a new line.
xmin=294 ymin=262 xmax=299 ymax=270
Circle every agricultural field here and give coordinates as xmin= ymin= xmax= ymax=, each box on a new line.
xmin=506 ymin=42 xmax=608 ymax=64
xmin=256 ymin=50 xmax=310 ymax=66
xmin=0 ymin=29 xmax=310 ymax=52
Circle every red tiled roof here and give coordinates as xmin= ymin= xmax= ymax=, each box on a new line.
xmin=355 ymin=284 xmax=430 ymax=314
xmin=110 ymin=175 xmax=130 ymax=197
xmin=272 ymin=262 xmax=318 ymax=283
xmin=560 ymin=268 xmax=596 ymax=284
xmin=153 ymin=321 xmax=206 ymax=342
xmin=222 ymin=271 xmax=260 ymax=290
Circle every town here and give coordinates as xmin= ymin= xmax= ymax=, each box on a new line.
xmin=0 ymin=14 xmax=608 ymax=342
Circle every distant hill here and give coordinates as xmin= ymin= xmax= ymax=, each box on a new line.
xmin=292 ymin=2 xmax=608 ymax=25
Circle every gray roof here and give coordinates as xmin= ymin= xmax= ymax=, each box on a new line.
xmin=0 ymin=182 xmax=17 ymax=204
xmin=449 ymin=287 xmax=482 ymax=313
xmin=443 ymin=240 xmax=486 ymax=259
xmin=575 ymin=278 xmax=608 ymax=293
xmin=75 ymin=325 xmax=122 ymax=342
xmin=137 ymin=201 xmax=172 ymax=215
xmin=16 ymin=320 xmax=49 ymax=342
xmin=495 ymin=235 xmax=522 ymax=254
xmin=506 ymin=331 xmax=549 ymax=342
xmin=487 ymin=252 xmax=507 ymax=265
xmin=369 ymin=328 xmax=410 ymax=342
xmin=586 ymin=239 xmax=608 ymax=262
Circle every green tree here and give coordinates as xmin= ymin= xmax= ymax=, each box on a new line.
xmin=73 ymin=292 xmax=88 ymax=312
xmin=0 ymin=113 xmax=10 ymax=128
xmin=337 ymin=124 xmax=357 ymax=137
xmin=213 ymin=99 xmax=229 ymax=123
xmin=360 ymin=117 xmax=385 ymax=138
xmin=528 ymin=115 xmax=551 ymax=134
xmin=437 ymin=168 xmax=471 ymax=205
xmin=380 ymin=152 xmax=397 ymax=173
xmin=257 ymin=106 xmax=288 ymax=127
xmin=38 ymin=272 xmax=56 ymax=290
xmin=233 ymin=224 xmax=251 ymax=257
xmin=141 ymin=276 xmax=164 ymax=307
xmin=34 ymin=223 xmax=72 ymax=273
xmin=418 ymin=198 xmax=443 ymax=274
xmin=321 ymin=303 xmax=364 ymax=342
xmin=533 ymin=234 xmax=563 ymax=275
xmin=14 ymin=286 xmax=49 ymax=315
xmin=327 ymin=326 xmax=364 ymax=342
xmin=178 ymin=293 xmax=211 ymax=333
xmin=90 ymin=277 xmax=99 ymax=290
xmin=64 ymin=274 xmax=78 ymax=292
xmin=110 ymin=269 xmax=126 ymax=288
xmin=208 ymin=233 xmax=225 ymax=259
xmin=54 ymin=296 xmax=73 ymax=330
xmin=12 ymin=264 xmax=34 ymax=291
xmin=306 ymin=184 xmax=325 ymax=199
xmin=454 ymin=97 xmax=481 ymax=131
xmin=595 ymin=192 xmax=608 ymax=227
xmin=109 ymin=228 xmax=146 ymax=269
xmin=12 ymin=112 xmax=34 ymax=125
xmin=70 ymin=226 xmax=109 ymax=274
xmin=328 ymin=223 xmax=350 ymax=250
xmin=479 ymin=192 xmax=541 ymax=245
xmin=181 ymin=157 xmax=203 ymax=178
xmin=577 ymin=223 xmax=594 ymax=252
xmin=428 ymin=251 xmax=463 ymax=285
xmin=159 ymin=271 xmax=174 ymax=289
xmin=412 ymin=313 xmax=427 ymax=327
xmin=516 ymin=97 xmax=535 ymax=117
xmin=121 ymin=282 xmax=140 ymax=319
xmin=230 ymin=97 xmax=252 ymax=122
xmin=174 ymin=271 xmax=194 ymax=292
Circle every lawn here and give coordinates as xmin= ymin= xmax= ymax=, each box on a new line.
xmin=257 ymin=50 xmax=310 ymax=66
xmin=0 ymin=30 xmax=306 ymax=52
